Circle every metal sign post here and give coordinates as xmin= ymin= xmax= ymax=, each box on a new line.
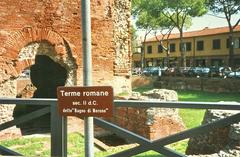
xmin=81 ymin=0 xmax=94 ymax=156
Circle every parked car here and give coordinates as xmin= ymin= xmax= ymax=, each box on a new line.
xmin=132 ymin=67 xmax=142 ymax=75
xmin=142 ymin=67 xmax=150 ymax=76
xmin=228 ymin=69 xmax=240 ymax=78
xmin=142 ymin=67 xmax=160 ymax=76
xmin=219 ymin=67 xmax=232 ymax=78
xmin=209 ymin=66 xmax=232 ymax=77
xmin=188 ymin=67 xmax=210 ymax=77
xmin=157 ymin=66 xmax=170 ymax=76
xmin=178 ymin=67 xmax=191 ymax=76
xmin=209 ymin=66 xmax=222 ymax=77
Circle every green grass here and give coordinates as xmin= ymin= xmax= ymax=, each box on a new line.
xmin=177 ymin=90 xmax=240 ymax=128
xmin=0 ymin=133 xmax=185 ymax=157
xmin=0 ymin=133 xmax=133 ymax=157
xmin=133 ymin=87 xmax=240 ymax=103
xmin=177 ymin=90 xmax=240 ymax=102
xmin=177 ymin=90 xmax=240 ymax=154
xmin=133 ymin=84 xmax=155 ymax=93
xmin=0 ymin=136 xmax=50 ymax=156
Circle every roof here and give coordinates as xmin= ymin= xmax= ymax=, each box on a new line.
xmin=145 ymin=25 xmax=240 ymax=43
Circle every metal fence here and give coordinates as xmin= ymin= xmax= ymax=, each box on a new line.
xmin=0 ymin=98 xmax=67 ymax=157
xmin=0 ymin=98 xmax=240 ymax=156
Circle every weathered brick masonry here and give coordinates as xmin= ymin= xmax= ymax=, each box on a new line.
xmin=0 ymin=0 xmax=131 ymax=124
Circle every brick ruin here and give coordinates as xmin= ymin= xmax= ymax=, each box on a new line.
xmin=97 ymin=89 xmax=185 ymax=141
xmin=0 ymin=0 xmax=131 ymax=134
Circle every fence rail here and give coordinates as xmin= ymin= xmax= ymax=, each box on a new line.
xmin=0 ymin=98 xmax=67 ymax=157
xmin=0 ymin=98 xmax=240 ymax=156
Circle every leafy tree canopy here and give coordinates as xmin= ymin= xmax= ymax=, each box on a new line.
xmin=207 ymin=0 xmax=240 ymax=28
xmin=145 ymin=0 xmax=207 ymax=30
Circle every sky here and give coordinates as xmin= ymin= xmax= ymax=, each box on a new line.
xmin=135 ymin=13 xmax=240 ymax=39
xmin=189 ymin=13 xmax=239 ymax=31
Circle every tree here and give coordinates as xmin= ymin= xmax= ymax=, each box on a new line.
xmin=134 ymin=11 xmax=153 ymax=69
xmin=137 ymin=0 xmax=208 ymax=67
xmin=132 ymin=0 xmax=176 ymax=68
xmin=154 ymin=27 xmax=174 ymax=67
xmin=207 ymin=0 xmax=240 ymax=68
xmin=130 ymin=25 xmax=138 ymax=55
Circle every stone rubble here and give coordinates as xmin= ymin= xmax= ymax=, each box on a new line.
xmin=187 ymin=107 xmax=240 ymax=157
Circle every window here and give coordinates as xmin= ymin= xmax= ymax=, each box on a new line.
xmin=158 ymin=45 xmax=163 ymax=53
xmin=226 ymin=38 xmax=230 ymax=48
xmin=236 ymin=38 xmax=240 ymax=48
xmin=179 ymin=42 xmax=191 ymax=51
xmin=147 ymin=45 xmax=152 ymax=54
xmin=197 ymin=40 xmax=204 ymax=51
xmin=211 ymin=59 xmax=223 ymax=67
xmin=212 ymin=39 xmax=221 ymax=49
xmin=186 ymin=42 xmax=192 ymax=51
xmin=227 ymin=38 xmax=240 ymax=48
xmin=196 ymin=59 xmax=206 ymax=67
xmin=170 ymin=43 xmax=176 ymax=52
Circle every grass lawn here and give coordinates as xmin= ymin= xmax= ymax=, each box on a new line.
xmin=0 ymin=133 xmax=134 ymax=157
xmin=178 ymin=90 xmax=240 ymax=128
xmin=0 ymin=135 xmax=50 ymax=156
xmin=178 ymin=90 xmax=240 ymax=102
xmin=1 ymin=88 xmax=240 ymax=156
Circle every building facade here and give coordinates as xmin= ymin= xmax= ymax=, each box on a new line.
xmin=134 ymin=25 xmax=240 ymax=68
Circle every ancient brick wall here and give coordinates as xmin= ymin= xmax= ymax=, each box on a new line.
xmin=155 ymin=77 xmax=240 ymax=92
xmin=0 ymin=0 xmax=131 ymax=91
xmin=97 ymin=90 xmax=185 ymax=141
xmin=0 ymin=0 xmax=131 ymax=126
xmin=108 ymin=106 xmax=185 ymax=140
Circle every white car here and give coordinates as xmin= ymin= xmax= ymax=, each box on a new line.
xmin=228 ymin=71 xmax=240 ymax=78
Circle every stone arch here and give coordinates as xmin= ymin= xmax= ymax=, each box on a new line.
xmin=2 ymin=27 xmax=77 ymax=86
xmin=0 ymin=27 xmax=77 ymax=134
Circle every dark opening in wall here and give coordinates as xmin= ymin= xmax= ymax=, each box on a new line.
xmin=14 ymin=55 xmax=67 ymax=135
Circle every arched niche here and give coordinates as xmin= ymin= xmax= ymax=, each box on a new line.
xmin=1 ymin=27 xmax=77 ymax=134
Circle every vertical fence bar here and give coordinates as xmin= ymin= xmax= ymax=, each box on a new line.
xmin=51 ymin=103 xmax=67 ymax=157
xmin=81 ymin=0 xmax=94 ymax=157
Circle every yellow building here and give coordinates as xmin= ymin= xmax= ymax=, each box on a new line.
xmin=134 ymin=25 xmax=240 ymax=68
